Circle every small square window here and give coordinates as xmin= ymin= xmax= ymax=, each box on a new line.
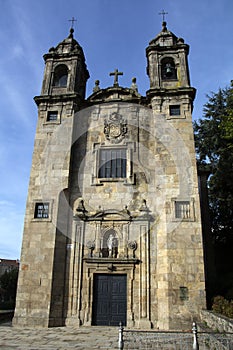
xmin=169 ymin=105 xmax=180 ymax=116
xmin=34 ymin=202 xmax=49 ymax=219
xmin=47 ymin=111 xmax=58 ymax=121
xmin=179 ymin=286 xmax=189 ymax=301
xmin=175 ymin=201 xmax=190 ymax=219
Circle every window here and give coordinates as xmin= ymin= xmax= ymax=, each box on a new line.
xmin=53 ymin=64 xmax=68 ymax=87
xmin=98 ymin=149 xmax=126 ymax=178
xmin=34 ymin=202 xmax=49 ymax=219
xmin=169 ymin=105 xmax=180 ymax=116
xmin=179 ymin=286 xmax=189 ymax=301
xmin=161 ymin=57 xmax=177 ymax=80
xmin=175 ymin=201 xmax=191 ymax=219
xmin=47 ymin=111 xmax=58 ymax=121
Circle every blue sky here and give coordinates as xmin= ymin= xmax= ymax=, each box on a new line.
xmin=1 ymin=0 xmax=233 ymax=259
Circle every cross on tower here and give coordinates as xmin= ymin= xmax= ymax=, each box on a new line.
xmin=109 ymin=69 xmax=123 ymax=87
xmin=159 ymin=10 xmax=168 ymax=22
xmin=68 ymin=17 xmax=77 ymax=29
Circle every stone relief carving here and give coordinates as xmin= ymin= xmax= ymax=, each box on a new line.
xmin=104 ymin=112 xmax=127 ymax=143
xmin=128 ymin=241 xmax=137 ymax=258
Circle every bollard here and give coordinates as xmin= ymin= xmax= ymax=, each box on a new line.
xmin=118 ymin=322 xmax=124 ymax=350
xmin=192 ymin=322 xmax=199 ymax=350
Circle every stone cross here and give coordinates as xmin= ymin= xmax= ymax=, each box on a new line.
xmin=69 ymin=17 xmax=77 ymax=29
xmin=109 ymin=69 xmax=123 ymax=87
xmin=159 ymin=10 xmax=168 ymax=22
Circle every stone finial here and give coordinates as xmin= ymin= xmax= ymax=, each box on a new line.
xmin=139 ymin=199 xmax=149 ymax=212
xmin=93 ymin=80 xmax=100 ymax=93
xmin=162 ymin=21 xmax=167 ymax=32
xmin=76 ymin=199 xmax=86 ymax=212
xmin=68 ymin=28 xmax=74 ymax=39
xmin=86 ymin=241 xmax=95 ymax=257
xmin=123 ymin=205 xmax=131 ymax=217
xmin=130 ymin=77 xmax=138 ymax=93
xmin=76 ymin=199 xmax=88 ymax=219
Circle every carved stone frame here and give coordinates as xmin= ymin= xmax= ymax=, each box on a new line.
xmin=82 ymin=259 xmax=138 ymax=327
xmin=92 ymin=142 xmax=135 ymax=185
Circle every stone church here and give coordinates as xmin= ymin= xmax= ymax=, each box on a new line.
xmin=13 ymin=21 xmax=207 ymax=329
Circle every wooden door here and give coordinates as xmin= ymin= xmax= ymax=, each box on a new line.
xmin=92 ymin=274 xmax=127 ymax=326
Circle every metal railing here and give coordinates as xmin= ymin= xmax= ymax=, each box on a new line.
xmin=118 ymin=322 xmax=233 ymax=350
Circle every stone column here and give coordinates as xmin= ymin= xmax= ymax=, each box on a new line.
xmin=156 ymin=216 xmax=170 ymax=330
xmin=66 ymin=220 xmax=85 ymax=326
xmin=95 ymin=222 xmax=101 ymax=257
xmin=139 ymin=223 xmax=151 ymax=328
xmin=122 ymin=223 xmax=129 ymax=257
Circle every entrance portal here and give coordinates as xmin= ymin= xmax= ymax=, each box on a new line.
xmin=92 ymin=274 xmax=127 ymax=326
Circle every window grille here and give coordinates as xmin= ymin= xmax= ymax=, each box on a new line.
xmin=175 ymin=201 xmax=191 ymax=219
xmin=34 ymin=203 xmax=49 ymax=219
xmin=98 ymin=149 xmax=126 ymax=178
xmin=47 ymin=111 xmax=58 ymax=121
xmin=169 ymin=105 xmax=180 ymax=116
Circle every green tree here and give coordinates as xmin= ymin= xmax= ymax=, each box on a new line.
xmin=194 ymin=84 xmax=233 ymax=299
xmin=221 ymin=81 xmax=233 ymax=144
xmin=0 ymin=268 xmax=18 ymax=303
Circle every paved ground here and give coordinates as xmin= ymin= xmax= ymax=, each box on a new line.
xmin=1 ymin=321 xmax=232 ymax=349
xmin=0 ymin=322 xmax=120 ymax=350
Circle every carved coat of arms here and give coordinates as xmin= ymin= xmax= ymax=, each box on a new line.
xmin=104 ymin=112 xmax=127 ymax=143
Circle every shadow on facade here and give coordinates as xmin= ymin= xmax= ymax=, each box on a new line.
xmin=49 ymin=189 xmax=70 ymax=327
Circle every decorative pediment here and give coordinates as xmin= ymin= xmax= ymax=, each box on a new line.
xmin=74 ymin=200 xmax=132 ymax=221
xmin=91 ymin=208 xmax=132 ymax=221
xmin=74 ymin=200 xmax=154 ymax=222
xmin=87 ymin=86 xmax=143 ymax=105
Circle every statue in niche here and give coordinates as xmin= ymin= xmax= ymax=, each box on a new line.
xmin=107 ymin=234 xmax=118 ymax=258
xmin=102 ymin=231 xmax=118 ymax=258
xmin=107 ymin=234 xmax=114 ymax=256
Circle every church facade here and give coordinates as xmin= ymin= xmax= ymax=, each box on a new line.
xmin=13 ymin=22 xmax=206 ymax=329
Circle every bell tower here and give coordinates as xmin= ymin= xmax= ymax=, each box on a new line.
xmin=36 ymin=27 xmax=89 ymax=110
xmin=146 ymin=21 xmax=196 ymax=117
xmin=13 ymin=28 xmax=89 ymax=327
xmin=145 ymin=21 xmax=206 ymax=329
xmin=35 ymin=28 xmax=89 ymax=122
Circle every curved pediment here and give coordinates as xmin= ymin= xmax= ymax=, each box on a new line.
xmin=87 ymin=86 xmax=144 ymax=105
xmin=74 ymin=199 xmax=154 ymax=222
xmin=91 ymin=208 xmax=132 ymax=221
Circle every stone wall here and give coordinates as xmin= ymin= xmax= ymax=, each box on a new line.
xmin=200 ymin=309 xmax=233 ymax=333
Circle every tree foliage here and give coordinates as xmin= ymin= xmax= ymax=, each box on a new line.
xmin=221 ymin=81 xmax=233 ymax=143
xmin=0 ymin=268 xmax=18 ymax=302
xmin=194 ymin=83 xmax=233 ymax=298
xmin=194 ymin=84 xmax=233 ymax=242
